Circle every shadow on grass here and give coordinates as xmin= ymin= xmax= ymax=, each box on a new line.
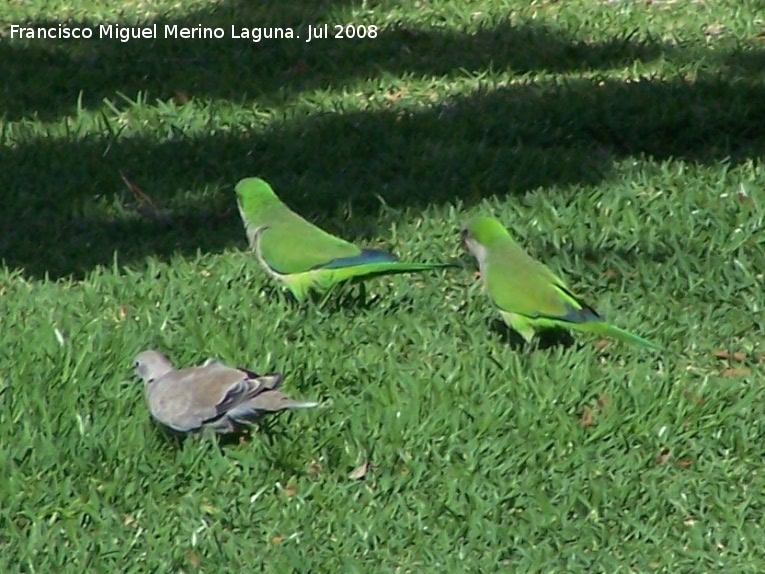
xmin=2 ymin=1 xmax=765 ymax=279
xmin=489 ymin=318 xmax=576 ymax=352
xmin=4 ymin=74 xmax=764 ymax=279
xmin=251 ymin=282 xmax=387 ymax=314
xmin=148 ymin=415 xmax=294 ymax=449
xmin=2 ymin=0 xmax=667 ymax=121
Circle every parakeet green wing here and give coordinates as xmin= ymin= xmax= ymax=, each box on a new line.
xmin=484 ymin=245 xmax=601 ymax=325
xmin=257 ymin=217 xmax=398 ymax=275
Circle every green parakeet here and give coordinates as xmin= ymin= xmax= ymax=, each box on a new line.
xmin=235 ymin=177 xmax=457 ymax=301
xmin=461 ymin=216 xmax=660 ymax=350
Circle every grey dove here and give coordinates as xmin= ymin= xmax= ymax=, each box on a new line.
xmin=133 ymin=349 xmax=317 ymax=434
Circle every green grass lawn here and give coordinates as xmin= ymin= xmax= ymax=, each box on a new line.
xmin=2 ymin=0 xmax=765 ymax=571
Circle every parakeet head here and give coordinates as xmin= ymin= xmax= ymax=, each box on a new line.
xmin=460 ymin=216 xmax=511 ymax=261
xmin=134 ymin=350 xmax=173 ymax=385
xmin=234 ymin=178 xmax=281 ymax=226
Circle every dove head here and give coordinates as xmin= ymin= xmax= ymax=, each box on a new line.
xmin=461 ymin=216 xmax=510 ymax=263
xmin=234 ymin=177 xmax=281 ymax=226
xmin=134 ymin=350 xmax=174 ymax=385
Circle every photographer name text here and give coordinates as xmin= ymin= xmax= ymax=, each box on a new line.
xmin=9 ymin=23 xmax=379 ymax=43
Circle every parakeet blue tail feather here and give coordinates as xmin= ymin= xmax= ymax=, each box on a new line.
xmin=558 ymin=305 xmax=602 ymax=324
xmin=315 ymin=248 xmax=398 ymax=270
xmin=530 ymin=300 xmax=601 ymax=325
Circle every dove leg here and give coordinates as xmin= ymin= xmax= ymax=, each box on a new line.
xmin=205 ymin=416 xmax=237 ymax=434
